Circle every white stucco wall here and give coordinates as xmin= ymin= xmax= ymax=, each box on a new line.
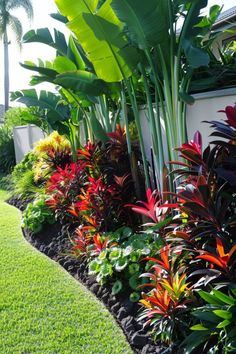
xmin=13 ymin=125 xmax=45 ymax=163
xmin=186 ymin=88 xmax=236 ymax=147
xmin=139 ymin=88 xmax=236 ymax=167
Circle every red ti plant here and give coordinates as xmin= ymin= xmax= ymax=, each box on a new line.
xmin=175 ymin=131 xmax=203 ymax=166
xmin=127 ymin=188 xmax=175 ymax=224
xmin=170 ymin=175 xmax=232 ymax=242
xmin=77 ymin=142 xmax=102 ymax=174
xmin=69 ymin=175 xmax=124 ymax=233
xmin=46 ymin=162 xmax=86 ymax=220
xmin=90 ymin=234 xmax=109 ymax=256
xmin=138 ymin=245 xmax=193 ymax=344
xmin=71 ymin=227 xmax=90 ymax=255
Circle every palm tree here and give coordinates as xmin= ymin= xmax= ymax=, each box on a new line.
xmin=0 ymin=0 xmax=33 ymax=112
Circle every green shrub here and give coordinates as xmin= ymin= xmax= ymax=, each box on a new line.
xmin=4 ymin=106 xmax=48 ymax=132
xmin=22 ymin=195 xmax=55 ymax=233
xmin=11 ymin=152 xmax=41 ymax=198
xmin=0 ymin=126 xmax=16 ymax=173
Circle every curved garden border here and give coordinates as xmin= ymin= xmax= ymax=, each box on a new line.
xmin=8 ymin=196 xmax=165 ymax=354
xmin=0 ymin=192 xmax=133 ymax=354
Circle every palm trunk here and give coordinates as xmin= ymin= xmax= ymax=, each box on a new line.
xmin=3 ymin=31 xmax=9 ymax=112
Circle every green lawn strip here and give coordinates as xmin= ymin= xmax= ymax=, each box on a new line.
xmin=0 ymin=190 xmax=133 ymax=354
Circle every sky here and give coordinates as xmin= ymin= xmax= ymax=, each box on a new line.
xmin=0 ymin=0 xmax=235 ymax=106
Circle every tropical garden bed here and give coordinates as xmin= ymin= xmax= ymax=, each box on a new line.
xmin=0 ymin=185 xmax=133 ymax=354
xmin=1 ymin=1 xmax=236 ymax=353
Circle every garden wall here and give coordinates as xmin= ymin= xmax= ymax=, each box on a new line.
xmin=13 ymin=125 xmax=45 ymax=163
xmin=186 ymin=87 xmax=236 ymax=148
xmin=140 ymin=88 xmax=236 ymax=167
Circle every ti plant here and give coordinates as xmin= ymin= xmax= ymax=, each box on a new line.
xmin=138 ymin=245 xmax=193 ymax=345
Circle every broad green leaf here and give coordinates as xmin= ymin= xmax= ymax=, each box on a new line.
xmin=55 ymin=0 xmax=99 ymax=19
xmin=53 ymin=56 xmax=77 ymax=73
xmin=190 ymin=324 xmax=208 ymax=331
xmin=198 ymin=290 xmax=224 ymax=305
xmin=29 ymin=75 xmax=55 ymax=86
xmin=111 ymin=0 xmax=169 ymax=48
xmin=182 ymin=40 xmax=210 ymax=68
xmin=213 ymin=310 xmax=232 ymax=320
xmin=11 ymin=89 xmax=69 ymax=124
xmin=112 ymin=280 xmax=123 ymax=295
xmin=23 ymin=28 xmax=53 ymax=45
xmin=181 ymin=330 xmax=209 ymax=354
xmin=209 ymin=5 xmax=221 ymax=23
xmin=50 ymin=12 xmax=68 ymax=24
xmin=212 ymin=289 xmax=236 ymax=305
xmin=179 ymin=91 xmax=195 ymax=105
xmin=23 ymin=28 xmax=68 ymax=56
xmin=69 ymin=36 xmax=86 ymax=70
xmin=55 ymin=71 xmax=108 ymax=96
xmin=129 ymin=273 xmax=139 ymax=290
xmin=20 ymin=61 xmax=58 ymax=79
xmin=55 ymin=0 xmax=135 ymax=82
xmin=90 ymin=112 xmax=109 ymax=142
xmin=216 ymin=319 xmax=230 ymax=328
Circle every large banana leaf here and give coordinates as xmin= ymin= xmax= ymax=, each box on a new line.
xmin=55 ymin=0 xmax=137 ymax=82
xmin=11 ymin=89 xmax=70 ymax=124
xmin=23 ymin=28 xmax=86 ymax=70
xmin=179 ymin=0 xmax=210 ymax=68
xmin=54 ymin=71 xmax=108 ymax=96
xmin=69 ymin=36 xmax=86 ymax=70
xmin=20 ymin=60 xmax=58 ymax=79
xmin=23 ymin=28 xmax=68 ymax=56
xmin=53 ymin=56 xmax=77 ymax=73
xmin=111 ymin=0 xmax=169 ymax=49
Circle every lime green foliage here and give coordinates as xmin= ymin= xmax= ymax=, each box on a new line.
xmin=22 ymin=195 xmax=55 ymax=233
xmin=0 ymin=188 xmax=133 ymax=354
xmin=13 ymin=169 xmax=41 ymax=198
xmin=11 ymin=152 xmax=41 ymax=198
xmin=11 ymin=132 xmax=71 ymax=199
xmin=4 ymin=106 xmax=47 ymax=131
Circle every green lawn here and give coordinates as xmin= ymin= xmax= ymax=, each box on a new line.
xmin=0 ymin=187 xmax=133 ymax=354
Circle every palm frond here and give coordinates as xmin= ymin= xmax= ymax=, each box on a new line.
xmin=9 ymin=14 xmax=23 ymax=46
xmin=6 ymin=0 xmax=34 ymax=21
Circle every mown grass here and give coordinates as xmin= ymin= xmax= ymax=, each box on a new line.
xmin=0 ymin=184 xmax=133 ymax=354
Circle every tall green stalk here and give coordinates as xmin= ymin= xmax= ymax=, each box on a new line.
xmin=139 ymin=63 xmax=164 ymax=189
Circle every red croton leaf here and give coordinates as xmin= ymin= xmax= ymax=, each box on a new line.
xmin=196 ymin=238 xmax=236 ymax=271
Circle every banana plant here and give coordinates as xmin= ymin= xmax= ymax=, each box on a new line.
xmin=14 ymin=27 xmax=121 ymax=155
xmin=54 ymin=0 xmax=222 ymax=190
xmin=110 ymin=0 xmax=221 ymax=161
xmin=55 ymin=0 xmax=151 ymax=188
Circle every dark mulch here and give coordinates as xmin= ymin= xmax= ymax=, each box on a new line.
xmin=8 ymin=197 xmax=173 ymax=354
